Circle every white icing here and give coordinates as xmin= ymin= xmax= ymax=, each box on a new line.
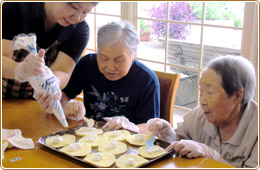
xmin=13 ymin=34 xmax=37 ymax=51
xmin=107 ymin=140 xmax=117 ymax=149
xmin=147 ymin=147 xmax=163 ymax=153
xmin=53 ymin=136 xmax=63 ymax=144
xmin=135 ymin=134 xmax=144 ymax=142
xmin=87 ymin=134 xmax=98 ymax=142
xmin=94 ymin=152 xmax=103 ymax=161
xmin=127 ymin=158 xmax=135 ymax=166
xmin=113 ymin=130 xmax=121 ymax=137
xmin=68 ymin=143 xmax=82 ymax=152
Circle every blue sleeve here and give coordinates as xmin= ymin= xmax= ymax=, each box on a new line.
xmin=62 ymin=56 xmax=87 ymax=99
xmin=134 ymin=83 xmax=160 ymax=124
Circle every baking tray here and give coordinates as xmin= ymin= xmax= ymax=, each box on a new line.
xmin=38 ymin=121 xmax=173 ymax=168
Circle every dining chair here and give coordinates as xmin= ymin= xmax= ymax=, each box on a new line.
xmin=154 ymin=71 xmax=180 ymax=126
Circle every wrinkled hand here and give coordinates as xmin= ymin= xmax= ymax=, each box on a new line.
xmin=63 ymin=100 xmax=86 ymax=121
xmin=166 ymin=140 xmax=221 ymax=161
xmin=147 ymin=118 xmax=176 ymax=143
xmin=33 ymin=75 xmax=62 ymax=113
xmin=14 ymin=49 xmax=45 ymax=82
xmin=102 ymin=116 xmax=139 ymax=133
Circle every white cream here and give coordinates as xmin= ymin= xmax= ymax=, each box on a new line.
xmin=107 ymin=140 xmax=117 ymax=149
xmin=147 ymin=147 xmax=163 ymax=153
xmin=94 ymin=152 xmax=103 ymax=161
xmin=127 ymin=158 xmax=135 ymax=166
xmin=135 ymin=134 xmax=144 ymax=142
xmin=68 ymin=143 xmax=82 ymax=152
xmin=53 ymin=136 xmax=63 ymax=144
xmin=87 ymin=134 xmax=98 ymax=142
xmin=113 ymin=130 xmax=121 ymax=137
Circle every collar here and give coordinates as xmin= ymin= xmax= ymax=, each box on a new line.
xmin=203 ymin=101 xmax=255 ymax=146
xmin=228 ymin=101 xmax=254 ymax=145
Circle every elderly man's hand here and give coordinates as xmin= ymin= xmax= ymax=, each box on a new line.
xmin=14 ymin=49 xmax=45 ymax=82
xmin=102 ymin=116 xmax=139 ymax=133
xmin=147 ymin=118 xmax=176 ymax=143
xmin=166 ymin=140 xmax=221 ymax=161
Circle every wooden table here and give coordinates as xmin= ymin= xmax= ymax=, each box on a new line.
xmin=2 ymin=99 xmax=234 ymax=168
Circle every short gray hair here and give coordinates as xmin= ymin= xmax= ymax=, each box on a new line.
xmin=205 ymin=55 xmax=256 ymax=105
xmin=97 ymin=20 xmax=139 ymax=56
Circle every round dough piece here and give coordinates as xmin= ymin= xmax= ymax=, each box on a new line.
xmin=83 ymin=152 xmax=116 ymax=168
xmin=45 ymin=134 xmax=75 ymax=148
xmin=126 ymin=134 xmax=154 ymax=146
xmin=138 ymin=145 xmax=167 ymax=159
xmin=79 ymin=134 xmax=108 ymax=147
xmin=103 ymin=130 xmax=130 ymax=141
xmin=98 ymin=140 xmax=127 ymax=155
xmin=75 ymin=127 xmax=103 ymax=136
xmin=60 ymin=143 xmax=92 ymax=156
xmin=116 ymin=154 xmax=148 ymax=168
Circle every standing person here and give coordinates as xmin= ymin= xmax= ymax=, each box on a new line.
xmin=40 ymin=20 xmax=160 ymax=133
xmin=147 ymin=55 xmax=258 ymax=168
xmin=2 ymin=2 xmax=98 ymax=111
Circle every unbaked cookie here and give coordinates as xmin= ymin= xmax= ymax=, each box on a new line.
xmin=45 ymin=134 xmax=75 ymax=148
xmin=78 ymin=134 xmax=108 ymax=147
xmin=83 ymin=152 xmax=116 ymax=168
xmin=116 ymin=154 xmax=148 ymax=168
xmin=103 ymin=130 xmax=130 ymax=141
xmin=75 ymin=127 xmax=103 ymax=136
xmin=60 ymin=142 xmax=91 ymax=156
xmin=138 ymin=145 xmax=167 ymax=159
xmin=98 ymin=140 xmax=127 ymax=155
xmin=126 ymin=134 xmax=154 ymax=146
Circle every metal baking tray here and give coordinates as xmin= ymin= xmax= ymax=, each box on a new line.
xmin=38 ymin=121 xmax=173 ymax=168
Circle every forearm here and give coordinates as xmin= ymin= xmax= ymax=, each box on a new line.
xmin=53 ymin=71 xmax=71 ymax=89
xmin=60 ymin=91 xmax=70 ymax=107
xmin=2 ymin=56 xmax=18 ymax=79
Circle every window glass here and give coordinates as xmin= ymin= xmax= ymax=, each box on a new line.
xmin=169 ymin=2 xmax=202 ymax=23
xmin=167 ymin=23 xmax=201 ymax=68
xmin=138 ymin=2 xmax=167 ymax=19
xmin=167 ymin=66 xmax=199 ymax=109
xmin=204 ymin=2 xmax=245 ymax=28
xmin=95 ymin=2 xmax=121 ymax=15
xmin=137 ymin=20 xmax=166 ymax=63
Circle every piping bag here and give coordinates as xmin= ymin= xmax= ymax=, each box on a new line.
xmin=13 ymin=33 xmax=68 ymax=127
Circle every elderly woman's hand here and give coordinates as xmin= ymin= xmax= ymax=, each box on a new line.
xmin=167 ymin=140 xmax=221 ymax=161
xmin=102 ymin=116 xmax=139 ymax=133
xmin=63 ymin=100 xmax=86 ymax=121
xmin=147 ymin=118 xmax=176 ymax=143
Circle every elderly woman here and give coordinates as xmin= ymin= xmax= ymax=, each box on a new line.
xmin=147 ymin=55 xmax=258 ymax=168
xmin=58 ymin=20 xmax=160 ymax=133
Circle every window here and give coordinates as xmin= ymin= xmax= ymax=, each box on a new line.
xmin=84 ymin=2 xmax=258 ymax=126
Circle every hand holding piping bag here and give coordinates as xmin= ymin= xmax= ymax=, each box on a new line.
xmin=13 ymin=33 xmax=68 ymax=128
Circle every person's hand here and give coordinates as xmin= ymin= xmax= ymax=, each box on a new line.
xmin=63 ymin=100 xmax=86 ymax=121
xmin=147 ymin=118 xmax=176 ymax=143
xmin=102 ymin=116 xmax=140 ymax=133
xmin=14 ymin=49 xmax=45 ymax=82
xmin=33 ymin=75 xmax=62 ymax=113
xmin=166 ymin=140 xmax=221 ymax=161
